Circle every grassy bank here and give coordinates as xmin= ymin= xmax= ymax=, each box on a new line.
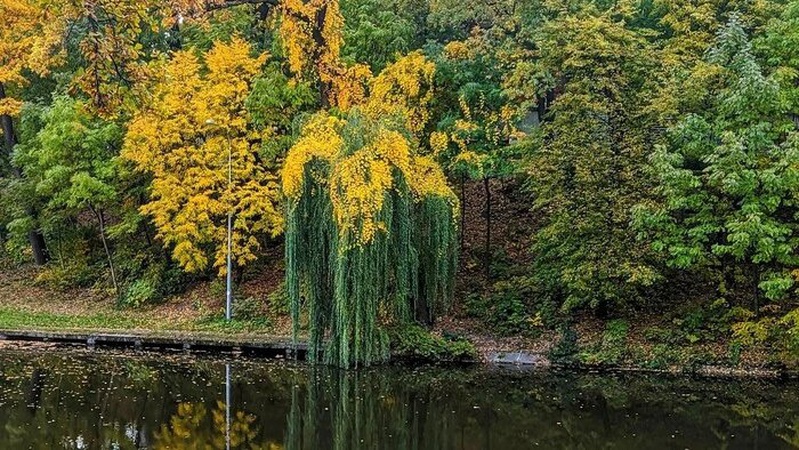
xmin=0 ymin=263 xmax=282 ymax=336
xmin=0 ymin=307 xmax=276 ymax=335
xmin=0 ymin=263 xmax=480 ymax=362
xmin=1 ymin=261 xmax=793 ymax=372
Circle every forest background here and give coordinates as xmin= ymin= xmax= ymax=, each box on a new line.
xmin=3 ymin=0 xmax=799 ymax=369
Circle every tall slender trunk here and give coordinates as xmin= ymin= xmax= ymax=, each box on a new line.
xmin=483 ymin=177 xmax=492 ymax=281
xmin=460 ymin=173 xmax=466 ymax=250
xmin=0 ymin=82 xmax=49 ymax=265
xmin=312 ymin=4 xmax=333 ymax=109
xmin=753 ymin=264 xmax=760 ymax=318
xmin=92 ymin=206 xmax=119 ymax=297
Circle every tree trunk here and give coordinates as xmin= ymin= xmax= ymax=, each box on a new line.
xmin=753 ymin=264 xmax=760 ymax=318
xmin=27 ymin=230 xmax=49 ymax=265
xmin=460 ymin=173 xmax=466 ymax=250
xmin=484 ymin=177 xmax=492 ymax=281
xmin=537 ymin=95 xmax=547 ymax=122
xmin=92 ymin=206 xmax=119 ymax=297
xmin=0 ymin=82 xmax=49 ymax=265
xmin=312 ymin=4 xmax=333 ymax=109
xmin=168 ymin=22 xmax=182 ymax=50
xmin=0 ymin=86 xmax=14 ymax=170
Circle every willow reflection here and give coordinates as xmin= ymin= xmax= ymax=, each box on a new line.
xmin=1 ymin=348 xmax=799 ymax=449
xmin=286 ymin=368 xmax=478 ymax=450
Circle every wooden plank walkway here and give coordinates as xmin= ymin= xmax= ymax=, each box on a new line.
xmin=0 ymin=328 xmax=308 ymax=359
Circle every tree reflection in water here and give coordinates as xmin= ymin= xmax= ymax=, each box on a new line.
xmin=286 ymin=368 xmax=462 ymax=450
xmin=153 ymin=401 xmax=263 ymax=449
xmin=153 ymin=362 xmax=280 ymax=450
xmin=1 ymin=347 xmax=799 ymax=449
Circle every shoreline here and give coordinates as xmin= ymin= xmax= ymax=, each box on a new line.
xmin=2 ymin=327 xmax=797 ymax=380
xmin=0 ymin=328 xmax=304 ymax=359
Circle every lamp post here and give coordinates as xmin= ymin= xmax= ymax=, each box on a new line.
xmin=206 ymin=118 xmax=233 ymax=321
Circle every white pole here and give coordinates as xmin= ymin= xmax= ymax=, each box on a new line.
xmin=226 ymin=134 xmax=233 ymax=322
xmin=205 ymin=118 xmax=234 ymax=322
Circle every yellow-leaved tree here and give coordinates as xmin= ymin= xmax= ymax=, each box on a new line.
xmin=123 ymin=37 xmax=283 ymax=275
xmin=365 ymin=50 xmax=436 ymax=137
xmin=2 ymin=0 xmax=168 ymax=117
xmin=0 ymin=0 xmax=65 ymax=116
xmin=283 ymin=51 xmax=459 ymax=368
xmin=279 ymin=0 xmax=371 ymax=109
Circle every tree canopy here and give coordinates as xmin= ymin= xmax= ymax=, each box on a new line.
xmin=4 ymin=0 xmax=799 ymax=367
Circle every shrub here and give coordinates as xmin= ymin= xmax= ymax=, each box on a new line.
xmin=644 ymin=344 xmax=676 ymax=370
xmin=232 ymin=296 xmax=265 ymax=321
xmin=209 ymin=278 xmax=227 ymax=298
xmin=35 ymin=257 xmax=97 ymax=290
xmin=730 ymin=313 xmax=797 ymax=365
xmin=465 ymin=277 xmax=550 ymax=336
xmin=548 ymin=324 xmax=579 ymax=364
xmin=120 ymin=279 xmax=159 ymax=308
xmin=118 ymin=261 xmax=191 ymax=308
xmin=580 ymin=319 xmax=629 ymax=365
xmin=389 ymin=324 xmax=476 ymax=362
xmin=266 ymin=282 xmax=290 ymax=316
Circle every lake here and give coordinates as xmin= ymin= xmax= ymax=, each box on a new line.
xmin=0 ymin=343 xmax=797 ymax=449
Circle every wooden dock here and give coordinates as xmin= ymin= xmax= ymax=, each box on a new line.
xmin=0 ymin=328 xmax=308 ymax=359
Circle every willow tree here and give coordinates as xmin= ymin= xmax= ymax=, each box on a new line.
xmin=283 ymin=107 xmax=458 ymax=368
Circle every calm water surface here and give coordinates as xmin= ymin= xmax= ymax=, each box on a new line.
xmin=0 ymin=343 xmax=798 ymax=449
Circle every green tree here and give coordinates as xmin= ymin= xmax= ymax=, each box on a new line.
xmin=245 ymin=64 xmax=318 ymax=161
xmin=428 ymin=24 xmax=525 ymax=277
xmin=636 ymin=16 xmax=799 ymax=307
xmin=526 ymin=8 xmax=660 ymax=312
xmin=12 ymin=96 xmax=123 ymax=294
xmin=757 ymin=1 xmax=799 ymax=123
xmin=341 ymin=0 xmax=421 ymax=73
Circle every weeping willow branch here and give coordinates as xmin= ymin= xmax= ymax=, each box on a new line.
xmin=283 ymin=110 xmax=459 ymax=368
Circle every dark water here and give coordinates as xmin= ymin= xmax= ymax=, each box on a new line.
xmin=0 ymin=344 xmax=798 ymax=449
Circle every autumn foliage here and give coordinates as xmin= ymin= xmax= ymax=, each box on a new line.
xmin=123 ymin=38 xmax=282 ymax=275
xmin=6 ymin=0 xmax=799 ymax=368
